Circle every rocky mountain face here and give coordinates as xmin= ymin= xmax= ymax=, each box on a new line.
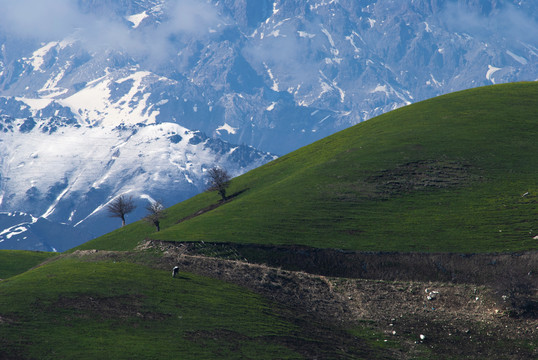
xmin=0 ymin=0 xmax=536 ymax=251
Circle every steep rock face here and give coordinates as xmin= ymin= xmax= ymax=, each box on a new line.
xmin=2 ymin=0 xmax=535 ymax=150
xmin=0 ymin=0 xmax=536 ymax=250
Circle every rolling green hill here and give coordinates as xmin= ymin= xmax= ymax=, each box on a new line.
xmin=79 ymin=82 xmax=538 ymax=253
xmin=0 ymin=250 xmax=56 ymax=279
xmin=0 ymin=251 xmax=402 ymax=359
xmin=2 ymin=83 xmax=537 ymax=359
xmin=1 ymin=255 xmax=291 ymax=359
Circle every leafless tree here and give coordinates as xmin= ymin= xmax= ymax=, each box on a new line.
xmin=143 ymin=200 xmax=166 ymax=232
xmin=107 ymin=194 xmax=136 ymax=227
xmin=207 ymin=166 xmax=231 ymax=201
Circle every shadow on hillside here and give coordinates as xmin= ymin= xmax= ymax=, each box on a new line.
xmin=175 ymin=188 xmax=249 ymax=225
xmin=138 ymin=239 xmax=538 ymax=359
xmin=150 ymin=240 xmax=538 ymax=319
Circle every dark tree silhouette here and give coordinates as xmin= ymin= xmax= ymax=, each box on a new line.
xmin=107 ymin=194 xmax=136 ymax=227
xmin=207 ymin=167 xmax=231 ymax=201
xmin=143 ymin=200 xmax=166 ymax=232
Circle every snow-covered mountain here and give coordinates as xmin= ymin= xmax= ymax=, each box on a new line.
xmin=0 ymin=114 xmax=274 ymax=251
xmin=0 ymin=0 xmax=537 ymax=251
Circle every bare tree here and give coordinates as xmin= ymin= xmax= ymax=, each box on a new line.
xmin=143 ymin=200 xmax=166 ymax=232
xmin=207 ymin=167 xmax=231 ymax=201
xmin=107 ymin=194 xmax=136 ymax=227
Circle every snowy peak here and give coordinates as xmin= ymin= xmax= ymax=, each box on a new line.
xmin=0 ymin=114 xmax=275 ymax=251
xmin=3 ymin=1 xmax=535 ymax=149
xmin=59 ymin=70 xmax=164 ymax=126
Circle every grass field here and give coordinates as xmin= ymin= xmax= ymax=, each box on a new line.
xmin=0 ymin=252 xmax=399 ymax=359
xmin=0 ymin=250 xmax=57 ymax=279
xmin=0 ymin=254 xmax=297 ymax=359
xmin=77 ymin=82 xmax=538 ymax=253
xmin=2 ymin=83 xmax=537 ymax=359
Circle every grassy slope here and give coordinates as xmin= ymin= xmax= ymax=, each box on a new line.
xmin=0 ymin=255 xmax=294 ymax=359
xmin=0 ymin=250 xmax=57 ymax=279
xmin=4 ymin=83 xmax=537 ymax=359
xmin=0 ymin=253 xmax=394 ymax=359
xmin=78 ymin=82 xmax=538 ymax=253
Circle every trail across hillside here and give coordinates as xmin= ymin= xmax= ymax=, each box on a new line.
xmin=91 ymin=241 xmax=538 ymax=359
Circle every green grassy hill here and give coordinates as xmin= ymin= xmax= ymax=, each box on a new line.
xmin=1 ymin=254 xmax=288 ymax=359
xmin=2 ymin=83 xmax=537 ymax=359
xmin=0 ymin=251 xmax=401 ymax=359
xmin=0 ymin=250 xmax=56 ymax=279
xmin=79 ymin=82 xmax=538 ymax=253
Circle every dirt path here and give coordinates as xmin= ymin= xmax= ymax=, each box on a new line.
xmin=131 ymin=241 xmax=538 ymax=358
xmin=70 ymin=244 xmax=537 ymax=358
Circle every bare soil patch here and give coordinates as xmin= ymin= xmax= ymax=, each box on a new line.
xmin=366 ymin=160 xmax=478 ymax=197
xmin=0 ymin=315 xmax=14 ymax=325
xmin=139 ymin=240 xmax=537 ymax=359
xmin=148 ymin=241 xmax=538 ymax=318
xmin=52 ymin=294 xmax=169 ymax=321
xmin=325 ymin=160 xmax=479 ymax=201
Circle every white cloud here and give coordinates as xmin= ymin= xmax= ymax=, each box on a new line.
xmin=441 ymin=2 xmax=538 ymax=46
xmin=0 ymin=0 xmax=223 ymax=65
xmin=0 ymin=0 xmax=82 ymax=40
